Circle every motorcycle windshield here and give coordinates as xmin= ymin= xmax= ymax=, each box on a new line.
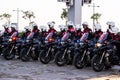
xmin=61 ymin=32 xmax=70 ymax=42
xmin=98 ymin=33 xmax=108 ymax=43
xmin=45 ymin=32 xmax=53 ymax=40
xmin=80 ymin=33 xmax=89 ymax=42
xmin=27 ymin=32 xmax=34 ymax=39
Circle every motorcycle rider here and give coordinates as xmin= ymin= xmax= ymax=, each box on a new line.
xmin=10 ymin=24 xmax=18 ymax=38
xmin=40 ymin=26 xmax=47 ymax=37
xmin=82 ymin=22 xmax=92 ymax=40
xmin=22 ymin=26 xmax=31 ymax=39
xmin=105 ymin=21 xmax=119 ymax=69
xmin=27 ymin=23 xmax=40 ymax=39
xmin=75 ymin=24 xmax=83 ymax=40
xmin=2 ymin=23 xmax=11 ymax=37
xmin=47 ymin=21 xmax=56 ymax=33
xmin=93 ymin=24 xmax=103 ymax=41
xmin=40 ymin=26 xmax=48 ymax=44
xmin=47 ymin=21 xmax=57 ymax=39
xmin=59 ymin=24 xmax=66 ymax=38
xmin=67 ymin=21 xmax=76 ymax=40
xmin=106 ymin=21 xmax=119 ymax=40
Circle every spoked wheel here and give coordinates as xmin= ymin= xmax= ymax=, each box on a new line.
xmin=73 ymin=52 xmax=87 ymax=69
xmin=55 ymin=51 xmax=68 ymax=66
xmin=91 ymin=55 xmax=105 ymax=72
xmin=20 ymin=48 xmax=30 ymax=62
xmin=39 ymin=50 xmax=51 ymax=64
xmin=31 ymin=50 xmax=38 ymax=60
xmin=3 ymin=47 xmax=15 ymax=60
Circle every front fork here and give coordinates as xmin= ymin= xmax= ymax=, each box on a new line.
xmin=26 ymin=46 xmax=32 ymax=56
xmin=45 ymin=47 xmax=52 ymax=57
xmin=99 ymin=51 xmax=106 ymax=64
xmin=9 ymin=45 xmax=15 ymax=54
xmin=80 ymin=50 xmax=87 ymax=62
xmin=62 ymin=48 xmax=67 ymax=59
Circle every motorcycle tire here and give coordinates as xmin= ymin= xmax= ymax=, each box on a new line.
xmin=3 ymin=47 xmax=15 ymax=60
xmin=31 ymin=51 xmax=38 ymax=60
xmin=55 ymin=51 xmax=68 ymax=66
xmin=20 ymin=48 xmax=30 ymax=62
xmin=73 ymin=52 xmax=87 ymax=69
xmin=91 ymin=55 xmax=105 ymax=72
xmin=39 ymin=50 xmax=51 ymax=64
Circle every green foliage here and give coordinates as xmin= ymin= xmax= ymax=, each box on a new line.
xmin=61 ymin=8 xmax=68 ymax=20
xmin=22 ymin=11 xmax=35 ymax=23
xmin=91 ymin=13 xmax=101 ymax=24
xmin=18 ymin=32 xmax=23 ymax=37
xmin=0 ymin=13 xmax=11 ymax=22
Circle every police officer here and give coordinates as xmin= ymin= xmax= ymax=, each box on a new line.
xmin=93 ymin=24 xmax=103 ymax=40
xmin=75 ymin=24 xmax=83 ymax=40
xmin=67 ymin=21 xmax=76 ymax=40
xmin=10 ymin=24 xmax=18 ymax=38
xmin=22 ymin=26 xmax=31 ymax=39
xmin=82 ymin=22 xmax=92 ymax=40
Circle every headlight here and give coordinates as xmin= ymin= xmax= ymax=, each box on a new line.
xmin=9 ymin=39 xmax=12 ymax=42
xmin=26 ymin=40 xmax=29 ymax=43
xmin=79 ymin=42 xmax=84 ymax=46
xmin=96 ymin=43 xmax=102 ymax=47
xmin=45 ymin=40 xmax=48 ymax=43
xmin=61 ymin=41 xmax=65 ymax=45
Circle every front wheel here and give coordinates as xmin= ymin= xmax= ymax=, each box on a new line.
xmin=91 ymin=55 xmax=105 ymax=72
xmin=39 ymin=50 xmax=51 ymax=64
xmin=20 ymin=48 xmax=30 ymax=62
xmin=73 ymin=52 xmax=87 ymax=69
xmin=55 ymin=51 xmax=68 ymax=66
xmin=3 ymin=47 xmax=15 ymax=60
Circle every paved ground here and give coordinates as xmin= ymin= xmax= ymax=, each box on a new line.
xmin=0 ymin=57 xmax=120 ymax=80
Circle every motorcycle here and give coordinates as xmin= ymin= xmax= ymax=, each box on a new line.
xmin=54 ymin=32 xmax=75 ymax=66
xmin=73 ymin=33 xmax=95 ymax=69
xmin=2 ymin=36 xmax=18 ymax=60
xmin=20 ymin=38 xmax=40 ymax=62
xmin=91 ymin=32 xmax=116 ymax=72
xmin=39 ymin=32 xmax=59 ymax=64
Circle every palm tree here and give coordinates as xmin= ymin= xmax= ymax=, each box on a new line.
xmin=61 ymin=8 xmax=68 ymax=24
xmin=0 ymin=13 xmax=11 ymax=23
xmin=91 ymin=13 xmax=101 ymax=24
xmin=22 ymin=10 xmax=35 ymax=24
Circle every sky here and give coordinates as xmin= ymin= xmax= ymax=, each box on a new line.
xmin=0 ymin=0 xmax=120 ymax=31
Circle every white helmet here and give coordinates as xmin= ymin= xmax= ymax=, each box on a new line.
xmin=11 ymin=24 xmax=17 ymax=29
xmin=75 ymin=24 xmax=82 ymax=30
xmin=106 ymin=21 xmax=115 ymax=27
xmin=32 ymin=22 xmax=37 ymax=27
xmin=2 ymin=23 xmax=9 ymax=28
xmin=47 ymin=21 xmax=55 ymax=28
xmin=59 ymin=24 xmax=66 ymax=30
xmin=40 ymin=25 xmax=47 ymax=31
xmin=109 ymin=27 xmax=119 ymax=35
xmin=24 ymin=26 xmax=31 ymax=31
xmin=82 ymin=22 xmax=89 ymax=26
xmin=67 ymin=21 xmax=74 ymax=26
xmin=94 ymin=24 xmax=101 ymax=31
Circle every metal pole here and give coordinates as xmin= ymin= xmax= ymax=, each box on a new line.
xmin=17 ymin=8 xmax=19 ymax=31
xmin=88 ymin=3 xmax=100 ymax=32
xmin=93 ymin=3 xmax=95 ymax=32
